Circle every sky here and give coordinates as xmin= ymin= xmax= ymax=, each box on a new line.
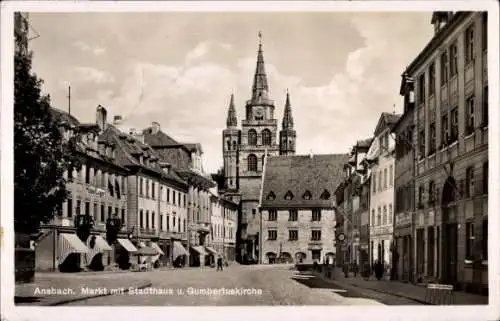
xmin=27 ymin=11 xmax=434 ymax=174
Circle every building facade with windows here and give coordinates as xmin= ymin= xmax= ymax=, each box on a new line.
xmin=35 ymin=107 xmax=131 ymax=272
xmin=400 ymin=11 xmax=488 ymax=292
xmin=221 ymin=36 xmax=297 ymax=263
xmin=367 ymin=113 xmax=400 ymax=270
xmin=142 ymin=123 xmax=216 ymax=267
xmin=209 ymin=189 xmax=239 ymax=262
xmin=260 ymin=154 xmax=348 ymax=264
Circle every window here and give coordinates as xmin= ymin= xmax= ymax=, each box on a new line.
xmin=284 ymin=191 xmax=294 ymax=200
xmin=377 ymin=207 xmax=381 ymax=226
xmin=121 ymin=208 xmax=125 ymax=223
xmin=288 ymin=210 xmax=298 ymax=221
xmin=312 ymin=209 xmax=321 ymax=221
xmin=302 ymin=190 xmax=312 ymax=200
xmin=441 ymin=114 xmax=449 ymax=146
xmin=172 ymin=190 xmax=176 ymax=205
xmin=482 ymin=220 xmax=488 ymax=261
xmin=429 ymin=181 xmax=436 ymax=204
xmin=466 ymin=221 xmax=475 ymax=260
xmin=173 ymin=215 xmax=176 ymax=227
xmin=232 ymin=141 xmax=237 ymax=150
xmin=482 ymin=13 xmax=488 ymax=50
xmin=226 ymin=140 xmax=231 ymax=150
xmin=139 ymin=210 xmax=144 ymax=228
xmin=75 ymin=199 xmax=81 ymax=216
xmin=418 ymin=130 xmax=425 ymax=158
xmin=289 ymin=230 xmax=298 ymax=241
xmin=167 ymin=215 xmax=170 ymax=231
xmin=262 ymin=129 xmax=272 ymax=146
xmin=372 ymin=174 xmax=376 ymax=193
xmin=482 ymin=86 xmax=488 ymax=127
xmin=320 ymin=190 xmax=330 ymax=200
xmin=418 ymin=186 xmax=424 ymax=207
xmin=418 ymin=73 xmax=425 ymax=105
xmin=371 ymin=209 xmax=375 ymax=226
xmin=465 ymin=24 xmax=475 ymax=64
xmin=466 ymin=166 xmax=474 ymax=198
xmin=248 ymin=129 xmax=257 ymax=146
xmin=429 ymin=63 xmax=436 ymax=96
xmin=389 ymin=165 xmax=393 ymax=186
xmin=151 ymin=182 xmax=155 ymax=199
xmin=268 ymin=230 xmax=277 ymax=240
xmin=146 ymin=180 xmax=150 ymax=198
xmin=466 ymin=96 xmax=475 ymax=135
xmin=388 ymin=204 xmax=393 ymax=224
xmin=184 ymin=219 xmax=186 ymax=232
xmin=266 ymin=192 xmax=276 ymax=201
xmin=67 ymin=198 xmax=73 ymax=218
xmin=85 ymin=165 xmax=90 ymax=184
xmin=166 ymin=188 xmax=170 ymax=203
xmin=252 ymin=209 xmax=256 ymax=216
xmin=483 ymin=162 xmax=488 ymax=194
xmin=92 ymin=203 xmax=97 ymax=220
xmin=311 ymin=230 xmax=322 ymax=241
xmin=450 ymin=108 xmax=459 ymax=141
xmin=429 ymin=122 xmax=436 ymax=154
xmin=450 ymin=41 xmax=458 ymax=77
xmin=378 ymin=171 xmax=382 ymax=192
xmin=440 ymin=51 xmax=449 ymax=85
xmin=268 ymin=210 xmax=277 ymax=221
xmin=384 ymin=168 xmax=387 ymax=189
xmin=145 ymin=210 xmax=150 ymax=228
xmin=247 ymin=154 xmax=257 ymax=171
xmin=139 ymin=177 xmax=143 ymax=196
xmin=383 ymin=206 xmax=387 ymax=225
xmin=178 ymin=218 xmax=181 ymax=232
xmin=152 ymin=211 xmax=155 ymax=229
xmin=100 ymin=205 xmax=104 ymax=222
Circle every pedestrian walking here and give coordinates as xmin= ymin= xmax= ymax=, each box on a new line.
xmin=217 ymin=254 xmax=223 ymax=271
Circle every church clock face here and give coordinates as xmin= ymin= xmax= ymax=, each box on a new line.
xmin=254 ymin=107 xmax=264 ymax=120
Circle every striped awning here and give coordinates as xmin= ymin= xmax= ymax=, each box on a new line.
xmin=85 ymin=235 xmax=112 ymax=265
xmin=173 ymin=241 xmax=187 ymax=260
xmin=205 ymin=246 xmax=217 ymax=255
xmin=117 ymin=238 xmax=137 ymax=252
xmin=151 ymin=242 xmax=164 ymax=255
xmin=58 ymin=233 xmax=88 ymax=264
xmin=191 ymin=246 xmax=207 ymax=255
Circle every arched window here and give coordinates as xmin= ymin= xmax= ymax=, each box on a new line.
xmin=232 ymin=141 xmax=237 ymax=151
xmin=248 ymin=129 xmax=257 ymax=146
xmin=302 ymin=190 xmax=312 ymax=200
xmin=262 ymin=129 xmax=272 ymax=146
xmin=320 ymin=190 xmax=331 ymax=200
xmin=247 ymin=154 xmax=257 ymax=171
xmin=284 ymin=191 xmax=294 ymax=200
xmin=226 ymin=140 xmax=231 ymax=150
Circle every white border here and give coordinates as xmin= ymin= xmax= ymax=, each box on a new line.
xmin=1 ymin=1 xmax=499 ymax=321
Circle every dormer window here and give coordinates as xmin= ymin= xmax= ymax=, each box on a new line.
xmin=284 ymin=191 xmax=294 ymax=200
xmin=320 ymin=190 xmax=331 ymax=200
xmin=266 ymin=192 xmax=276 ymax=201
xmin=302 ymin=190 xmax=312 ymax=200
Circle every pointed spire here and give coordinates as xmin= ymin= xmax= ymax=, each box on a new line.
xmin=251 ymin=31 xmax=269 ymax=103
xmin=226 ymin=93 xmax=237 ymax=127
xmin=282 ymin=89 xmax=294 ymax=129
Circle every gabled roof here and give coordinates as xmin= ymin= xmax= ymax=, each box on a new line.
xmin=143 ymin=127 xmax=180 ymax=147
xmin=374 ymin=112 xmax=402 ymax=137
xmin=260 ymin=154 xmax=349 ymax=209
xmin=356 ymin=138 xmax=374 ymax=149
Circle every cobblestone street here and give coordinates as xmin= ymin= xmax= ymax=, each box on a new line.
xmin=64 ymin=264 xmax=389 ymax=306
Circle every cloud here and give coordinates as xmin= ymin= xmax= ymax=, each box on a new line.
xmin=185 ymin=41 xmax=210 ymax=64
xmin=73 ymin=41 xmax=106 ymax=55
xmin=73 ymin=66 xmax=115 ymax=84
xmin=220 ymin=43 xmax=232 ymax=50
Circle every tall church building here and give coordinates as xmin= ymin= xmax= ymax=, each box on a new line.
xmin=221 ymin=35 xmax=296 ymax=263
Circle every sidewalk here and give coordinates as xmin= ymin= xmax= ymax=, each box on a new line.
xmin=15 ymin=272 xmax=152 ymax=306
xmin=327 ymin=273 xmax=488 ymax=305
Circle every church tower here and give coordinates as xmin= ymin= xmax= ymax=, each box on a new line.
xmin=222 ymin=94 xmax=240 ymax=190
xmin=279 ymin=90 xmax=296 ymax=155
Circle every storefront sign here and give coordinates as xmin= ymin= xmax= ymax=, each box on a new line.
xmin=86 ymin=186 xmax=106 ymax=197
xmin=395 ymin=212 xmax=411 ymax=227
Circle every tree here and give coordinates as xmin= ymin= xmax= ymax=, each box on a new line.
xmin=14 ymin=50 xmax=80 ymax=234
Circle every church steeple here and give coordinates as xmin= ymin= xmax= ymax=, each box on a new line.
xmin=226 ymin=93 xmax=237 ymax=128
xmin=250 ymin=31 xmax=269 ymax=103
xmin=282 ymin=89 xmax=294 ymax=130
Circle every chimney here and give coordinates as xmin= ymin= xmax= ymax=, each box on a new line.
xmin=151 ymin=122 xmax=160 ymax=134
xmin=309 ymin=149 xmax=313 ymax=159
xmin=96 ymin=105 xmax=107 ymax=131
xmin=130 ymin=128 xmax=144 ymax=144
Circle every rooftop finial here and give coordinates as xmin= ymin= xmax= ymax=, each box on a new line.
xmin=258 ymin=31 xmax=262 ymax=45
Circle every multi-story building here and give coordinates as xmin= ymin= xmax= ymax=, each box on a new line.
xmin=334 ymin=140 xmax=371 ymax=267
xmin=36 ymin=107 xmax=131 ymax=272
xmin=398 ymin=12 xmax=488 ymax=292
xmin=260 ymin=154 xmax=348 ymax=264
xmin=209 ymin=189 xmax=239 ymax=262
xmin=221 ymin=35 xmax=297 ymax=263
xmin=143 ymin=123 xmax=216 ymax=267
xmin=367 ymin=113 xmax=400 ymax=271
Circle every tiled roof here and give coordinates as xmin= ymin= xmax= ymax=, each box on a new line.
xmin=143 ymin=127 xmax=179 ymax=146
xmin=177 ymin=169 xmax=216 ymax=190
xmin=260 ymin=154 xmax=349 ymax=209
xmin=356 ymin=138 xmax=374 ymax=149
xmin=383 ymin=112 xmax=402 ymax=126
